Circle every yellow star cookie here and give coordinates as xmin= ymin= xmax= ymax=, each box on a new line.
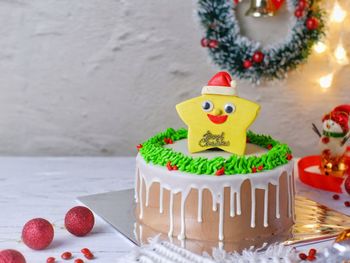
xmin=176 ymin=72 xmax=260 ymax=155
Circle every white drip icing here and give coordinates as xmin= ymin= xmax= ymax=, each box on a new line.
xmin=139 ymin=172 xmax=144 ymax=219
xmin=263 ymin=186 xmax=268 ymax=227
xmin=168 ymin=192 xmax=174 ymax=237
xmin=135 ymin=155 xmax=294 ymax=241
xmin=230 ymin=187 xmax=235 ymax=217
xmin=218 ymin=191 xmax=225 ymax=240
xmin=134 ymin=169 xmax=139 ymax=203
xmin=251 ymin=187 xmax=256 ymax=228
xmin=159 ymin=187 xmax=164 ymax=213
xmin=197 ymin=189 xmax=203 ymax=222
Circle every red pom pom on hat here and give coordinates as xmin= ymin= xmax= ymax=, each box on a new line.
xmin=202 ymin=71 xmax=237 ymax=96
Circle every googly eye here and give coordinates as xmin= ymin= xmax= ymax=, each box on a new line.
xmin=224 ymin=103 xmax=235 ymax=114
xmin=202 ymin=100 xmax=213 ymax=112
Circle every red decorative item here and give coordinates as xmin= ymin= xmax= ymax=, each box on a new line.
xmin=243 ymin=60 xmax=253 ymax=69
xmin=321 ymin=137 xmax=330 ymax=144
xmin=294 ymin=9 xmax=303 ymax=18
xmin=208 ymin=40 xmax=219 ymax=49
xmin=0 ymin=250 xmax=26 ymax=263
xmin=267 ymin=144 xmax=273 ymax=150
xmin=306 ymin=17 xmax=319 ymax=30
xmin=252 ymin=167 xmax=257 ymax=173
xmin=345 ymin=201 xmax=350 ymax=207
xmin=287 ymin=154 xmax=293 ymax=160
xmin=81 ymin=248 xmax=94 ymax=260
xmin=22 ymin=218 xmax=54 ymax=250
xmin=298 ymin=155 xmax=344 ymax=193
xmin=136 ymin=144 xmax=142 ymax=151
xmin=344 ymin=176 xmax=350 ymax=194
xmin=215 ymin=167 xmax=225 ymax=176
xmin=299 ymin=253 xmax=307 ymax=260
xmin=271 ymin=0 xmax=285 ymax=10
xmin=309 ymin=248 xmax=317 ymax=256
xmin=333 ymin=194 xmax=340 ymax=200
xmin=65 ymin=206 xmax=95 ymax=237
xmin=83 ymin=253 xmax=94 ymax=260
xmin=61 ymin=252 xmax=72 ymax=260
xmin=200 ymin=38 xmax=209 ymax=47
xmin=46 ymin=257 xmax=55 ymax=263
xmin=297 ymin=0 xmax=307 ymax=10
xmin=74 ymin=259 xmax=84 ymax=263
xmin=252 ymin=51 xmax=264 ymax=63
xmin=258 ymin=165 xmax=264 ymax=171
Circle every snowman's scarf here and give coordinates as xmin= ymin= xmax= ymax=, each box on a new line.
xmin=118 ymin=235 xmax=299 ymax=263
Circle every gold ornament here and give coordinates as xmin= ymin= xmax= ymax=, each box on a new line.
xmin=245 ymin=0 xmax=276 ymax=17
xmin=335 ymin=229 xmax=350 ymax=243
xmin=320 ymin=152 xmax=348 ymax=178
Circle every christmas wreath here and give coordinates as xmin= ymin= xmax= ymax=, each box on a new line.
xmin=198 ymin=0 xmax=326 ymax=83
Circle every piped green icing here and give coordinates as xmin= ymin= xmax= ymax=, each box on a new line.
xmin=139 ymin=128 xmax=292 ymax=176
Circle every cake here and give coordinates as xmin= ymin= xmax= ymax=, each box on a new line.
xmin=134 ymin=72 xmax=295 ymax=250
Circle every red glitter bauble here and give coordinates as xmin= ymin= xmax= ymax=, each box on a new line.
xmin=65 ymin=206 xmax=95 ymax=237
xmin=0 ymin=249 xmax=26 ymax=263
xmin=22 ymin=218 xmax=54 ymax=250
xmin=200 ymin=38 xmax=209 ymax=47
xmin=344 ymin=176 xmax=350 ymax=195
xmin=306 ymin=17 xmax=319 ymax=30
xmin=297 ymin=0 xmax=307 ymax=10
xmin=294 ymin=9 xmax=303 ymax=18
xmin=208 ymin=40 xmax=219 ymax=49
xmin=252 ymin=51 xmax=264 ymax=63
xmin=243 ymin=60 xmax=253 ymax=69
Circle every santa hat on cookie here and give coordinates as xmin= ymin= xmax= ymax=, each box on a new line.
xmin=202 ymin=72 xmax=237 ymax=96
xmin=322 ymin=104 xmax=350 ymax=133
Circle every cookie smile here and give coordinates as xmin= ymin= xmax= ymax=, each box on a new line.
xmin=207 ymin=114 xmax=228 ymax=124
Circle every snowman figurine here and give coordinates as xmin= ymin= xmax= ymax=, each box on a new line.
xmin=316 ymin=105 xmax=350 ymax=177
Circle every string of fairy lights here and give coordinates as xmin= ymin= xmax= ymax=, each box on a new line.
xmin=315 ymin=0 xmax=349 ymax=89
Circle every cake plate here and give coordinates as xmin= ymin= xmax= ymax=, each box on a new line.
xmin=78 ymin=189 xmax=350 ymax=253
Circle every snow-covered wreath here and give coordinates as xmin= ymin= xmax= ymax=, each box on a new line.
xmin=198 ymin=0 xmax=326 ymax=83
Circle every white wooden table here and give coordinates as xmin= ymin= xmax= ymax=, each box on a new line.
xmin=0 ymin=157 xmax=135 ymax=263
xmin=0 ymin=157 xmax=348 ymax=262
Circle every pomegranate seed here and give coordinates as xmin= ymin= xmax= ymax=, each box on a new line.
xmin=258 ymin=165 xmax=264 ymax=171
xmin=75 ymin=259 xmax=84 ymax=263
xmin=333 ymin=194 xmax=340 ymax=200
xmin=309 ymin=248 xmax=317 ymax=256
xmin=172 ymin=165 xmax=178 ymax=170
xmin=307 ymin=255 xmax=316 ymax=261
xmin=84 ymin=253 xmax=94 ymax=260
xmin=345 ymin=201 xmax=350 ymax=207
xmin=47 ymin=257 xmax=56 ymax=263
xmin=299 ymin=253 xmax=307 ymax=260
xmin=267 ymin=144 xmax=273 ymax=150
xmin=61 ymin=252 xmax=72 ymax=260
xmin=81 ymin=248 xmax=92 ymax=255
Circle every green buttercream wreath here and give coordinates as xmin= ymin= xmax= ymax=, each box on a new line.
xmin=138 ymin=128 xmax=292 ymax=176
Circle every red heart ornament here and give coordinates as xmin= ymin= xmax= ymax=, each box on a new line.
xmin=271 ymin=0 xmax=285 ymax=10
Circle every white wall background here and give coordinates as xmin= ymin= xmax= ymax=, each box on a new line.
xmin=0 ymin=0 xmax=349 ymax=156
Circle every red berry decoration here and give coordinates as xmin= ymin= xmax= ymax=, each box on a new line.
xmin=345 ymin=201 xmax=350 ymax=207
xmin=298 ymin=0 xmax=307 ymax=9
xmin=286 ymin=153 xmax=293 ymax=160
xmin=81 ymin=248 xmax=94 ymax=260
xmin=61 ymin=252 xmax=72 ymax=260
xmin=306 ymin=17 xmax=319 ymax=30
xmin=299 ymin=252 xmax=307 ymax=260
xmin=22 ymin=218 xmax=54 ymax=250
xmin=215 ymin=167 xmax=225 ymax=176
xmin=200 ymin=38 xmax=209 ymax=47
xmin=208 ymin=40 xmax=219 ymax=49
xmin=294 ymin=9 xmax=303 ymax=18
xmin=65 ymin=206 xmax=95 ymax=237
xmin=252 ymin=51 xmax=264 ymax=63
xmin=258 ymin=165 xmax=264 ymax=171
xmin=75 ymin=259 xmax=84 ymax=263
xmin=333 ymin=194 xmax=340 ymax=200
xmin=252 ymin=167 xmax=257 ymax=173
xmin=243 ymin=60 xmax=253 ymax=69
xmin=46 ymin=257 xmax=55 ymax=263
xmin=344 ymin=176 xmax=350 ymax=194
xmin=309 ymin=248 xmax=317 ymax=256
xmin=0 ymin=250 xmax=26 ymax=263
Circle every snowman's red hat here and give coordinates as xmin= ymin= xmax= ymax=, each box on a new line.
xmin=323 ymin=104 xmax=350 ymax=133
xmin=201 ymin=72 xmax=237 ymax=96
